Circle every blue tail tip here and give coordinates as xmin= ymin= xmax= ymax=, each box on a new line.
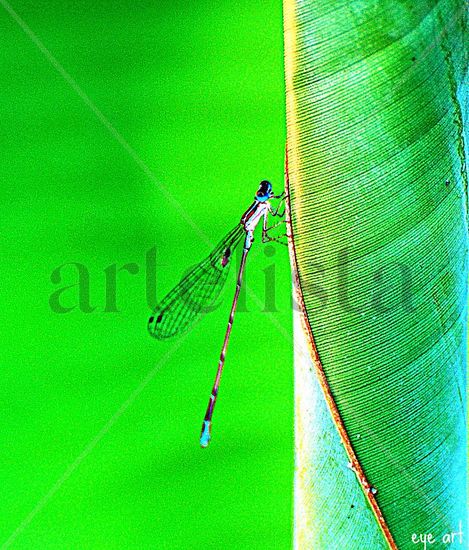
xmin=200 ymin=420 xmax=211 ymax=448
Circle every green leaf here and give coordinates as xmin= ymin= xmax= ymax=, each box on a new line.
xmin=284 ymin=0 xmax=468 ymax=548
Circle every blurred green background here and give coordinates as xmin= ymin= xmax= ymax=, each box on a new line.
xmin=1 ymin=1 xmax=292 ymax=548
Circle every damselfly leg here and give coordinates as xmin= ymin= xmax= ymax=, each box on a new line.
xmin=262 ymin=192 xmax=288 ymax=246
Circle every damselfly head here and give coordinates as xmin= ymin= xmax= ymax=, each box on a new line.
xmin=256 ymin=180 xmax=273 ymax=202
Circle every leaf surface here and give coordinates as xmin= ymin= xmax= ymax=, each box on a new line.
xmin=284 ymin=0 xmax=468 ymax=547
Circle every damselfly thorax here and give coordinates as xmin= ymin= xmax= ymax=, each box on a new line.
xmin=148 ymin=179 xmax=286 ymax=447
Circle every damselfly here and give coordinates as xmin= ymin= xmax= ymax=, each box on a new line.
xmin=148 ymin=180 xmax=286 ymax=447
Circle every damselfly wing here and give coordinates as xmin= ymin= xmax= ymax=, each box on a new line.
xmin=148 ymin=223 xmax=245 ymax=340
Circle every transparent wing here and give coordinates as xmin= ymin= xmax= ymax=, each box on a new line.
xmin=148 ymin=224 xmax=245 ymax=339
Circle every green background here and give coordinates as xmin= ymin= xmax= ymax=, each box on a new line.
xmin=1 ymin=1 xmax=293 ymax=548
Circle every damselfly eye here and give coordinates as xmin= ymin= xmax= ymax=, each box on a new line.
xmin=257 ymin=180 xmax=272 ymax=198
